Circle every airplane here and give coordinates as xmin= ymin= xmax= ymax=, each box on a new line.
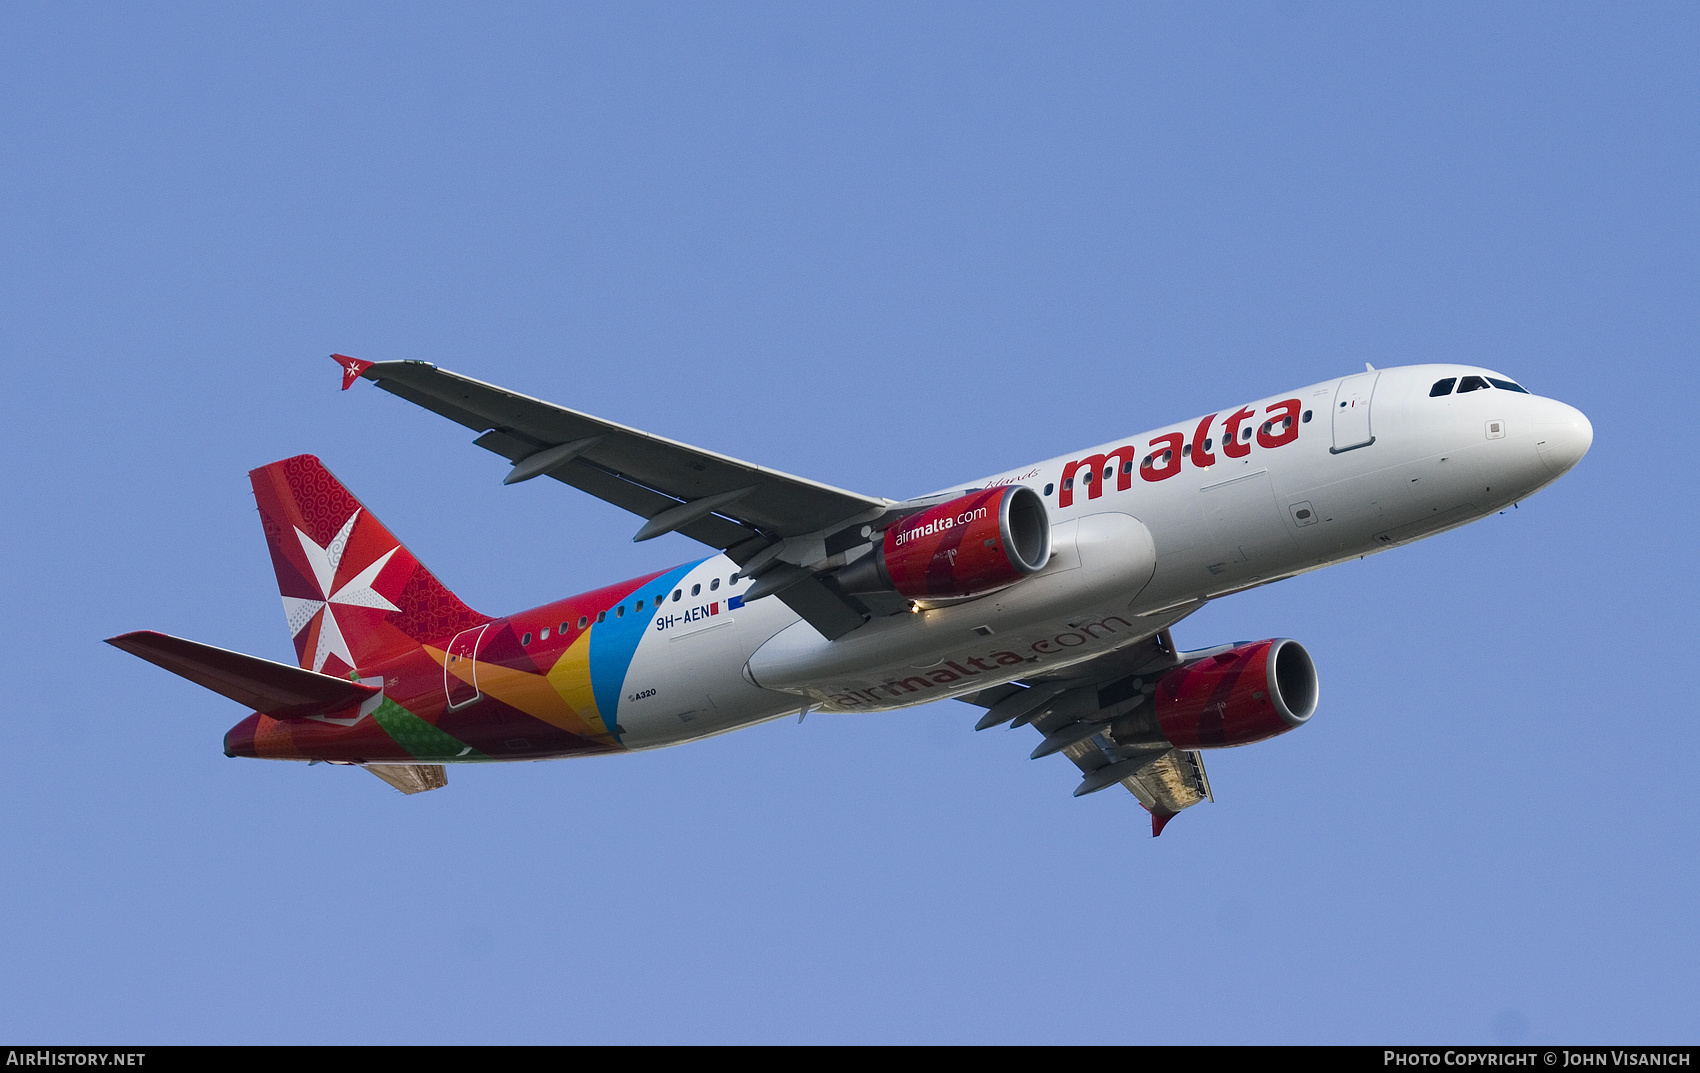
xmin=108 ymin=355 xmax=1592 ymax=834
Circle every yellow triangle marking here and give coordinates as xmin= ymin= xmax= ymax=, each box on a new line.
xmin=424 ymin=643 xmax=610 ymax=742
xmin=547 ymin=628 xmax=608 ymax=737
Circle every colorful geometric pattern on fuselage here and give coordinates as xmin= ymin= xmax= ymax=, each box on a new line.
xmin=231 ymin=455 xmax=708 ymax=765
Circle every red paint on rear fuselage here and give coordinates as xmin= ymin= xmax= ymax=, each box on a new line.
xmin=224 ymin=565 xmax=681 ymax=764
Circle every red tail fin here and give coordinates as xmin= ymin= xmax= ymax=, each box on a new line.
xmin=250 ymin=455 xmax=485 ymax=676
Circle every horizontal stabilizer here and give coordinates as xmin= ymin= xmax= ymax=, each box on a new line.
xmin=106 ymin=630 xmax=379 ymax=719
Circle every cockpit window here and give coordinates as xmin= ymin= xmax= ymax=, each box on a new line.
xmin=1430 ymin=378 xmax=1457 ymax=397
xmin=1487 ymin=377 xmax=1528 ymax=394
xmin=1457 ymin=375 xmax=1490 ymax=393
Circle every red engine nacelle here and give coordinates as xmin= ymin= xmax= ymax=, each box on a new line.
xmin=838 ymin=486 xmax=1051 ymax=600
xmin=1153 ymin=638 xmax=1318 ymax=749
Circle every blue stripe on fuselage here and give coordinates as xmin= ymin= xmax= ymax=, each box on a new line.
xmin=587 ymin=559 xmax=703 ymax=740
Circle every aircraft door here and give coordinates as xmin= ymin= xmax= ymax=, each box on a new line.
xmin=1331 ymin=371 xmax=1380 ymax=453
xmin=444 ymin=624 xmax=488 ymax=709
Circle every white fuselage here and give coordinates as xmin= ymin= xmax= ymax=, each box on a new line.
xmin=612 ymin=364 xmax=1591 ymax=748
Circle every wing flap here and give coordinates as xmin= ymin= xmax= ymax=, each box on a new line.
xmin=544 ymin=460 xmax=754 ymax=548
xmin=364 ymin=764 xmax=448 ymax=794
xmin=956 ymin=625 xmax=1217 ymax=834
xmin=475 ymin=428 xmax=753 ymax=546
xmin=107 ymin=631 xmax=378 ymax=719
xmin=1119 ymin=748 xmax=1212 ymax=818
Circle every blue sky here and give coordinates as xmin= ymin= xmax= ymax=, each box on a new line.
xmin=2 ymin=3 xmax=1694 ymax=1043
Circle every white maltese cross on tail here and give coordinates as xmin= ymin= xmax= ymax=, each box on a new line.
xmin=279 ymin=509 xmax=401 ymax=674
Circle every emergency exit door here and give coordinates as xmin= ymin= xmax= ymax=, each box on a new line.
xmin=444 ymin=624 xmax=487 ymax=709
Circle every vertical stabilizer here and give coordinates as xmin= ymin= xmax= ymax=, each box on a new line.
xmin=250 ymin=455 xmax=485 ymax=676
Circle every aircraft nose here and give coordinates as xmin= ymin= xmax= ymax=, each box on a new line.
xmin=1535 ymin=401 xmax=1593 ymax=479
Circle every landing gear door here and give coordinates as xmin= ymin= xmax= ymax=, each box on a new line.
xmin=444 ymin=624 xmax=487 ymax=709
xmin=1331 ymin=371 xmax=1379 ymax=453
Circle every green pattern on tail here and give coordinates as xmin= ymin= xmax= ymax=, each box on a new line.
xmin=371 ymin=698 xmax=490 ymax=761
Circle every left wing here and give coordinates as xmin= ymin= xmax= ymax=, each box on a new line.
xmin=338 ymin=356 xmax=897 ymax=638
xmin=960 ymin=629 xmax=1214 ymax=836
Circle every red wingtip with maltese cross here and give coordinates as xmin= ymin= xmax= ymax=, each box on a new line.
xmin=331 ymin=354 xmax=374 ymax=391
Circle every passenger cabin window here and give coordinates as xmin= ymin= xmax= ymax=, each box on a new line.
xmin=577 ymin=617 xmax=588 ymax=629
xmin=635 ymin=599 xmax=644 ymax=611
xmin=691 ymin=584 xmax=701 ymax=596
xmin=522 ymin=632 xmax=532 ymax=645
xmin=710 ymin=578 xmax=720 ymax=591
xmin=616 ymin=605 xmax=625 ymax=617
xmin=1302 ymin=410 xmax=1312 ymax=422
xmin=560 ymin=621 xmax=569 ymax=633
xmin=596 ymin=611 xmax=606 ymax=624
xmin=540 ymin=627 xmax=550 ymax=640
xmin=672 ymin=590 xmax=682 ymax=602
xmin=1044 ymin=483 xmax=1054 ymax=496
xmin=1487 ymin=378 xmax=1529 ymax=394
xmin=1457 ymin=375 xmax=1490 ymax=393
xmin=1430 ymin=378 xmax=1457 ymax=397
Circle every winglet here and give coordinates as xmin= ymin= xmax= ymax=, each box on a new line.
xmin=332 ymin=354 xmax=374 ymax=391
xmin=1145 ymin=804 xmax=1178 ymax=838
